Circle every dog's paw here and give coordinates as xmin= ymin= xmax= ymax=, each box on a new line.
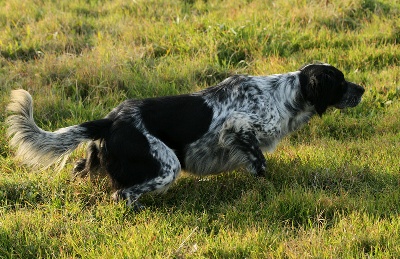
xmin=112 ymin=190 xmax=145 ymax=212
xmin=72 ymin=158 xmax=88 ymax=178
xmin=254 ymin=149 xmax=267 ymax=177
xmin=248 ymin=158 xmax=267 ymax=177
xmin=255 ymin=166 xmax=267 ymax=177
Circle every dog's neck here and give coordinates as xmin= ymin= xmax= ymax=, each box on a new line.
xmin=259 ymin=71 xmax=316 ymax=134
xmin=258 ymin=72 xmax=314 ymax=114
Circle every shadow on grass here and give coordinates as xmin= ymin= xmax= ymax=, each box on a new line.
xmin=0 ymin=169 xmax=112 ymax=212
xmin=1 ymin=157 xmax=398 ymax=231
xmin=140 ymin=158 xmax=399 ymax=229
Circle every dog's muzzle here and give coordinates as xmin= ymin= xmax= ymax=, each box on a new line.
xmin=335 ymin=81 xmax=365 ymax=108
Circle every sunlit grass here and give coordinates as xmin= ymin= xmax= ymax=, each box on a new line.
xmin=0 ymin=0 xmax=399 ymax=257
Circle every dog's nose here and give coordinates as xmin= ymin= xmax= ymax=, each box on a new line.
xmin=347 ymin=81 xmax=365 ymax=95
xmin=357 ymin=86 xmax=365 ymax=95
xmin=359 ymin=86 xmax=365 ymax=95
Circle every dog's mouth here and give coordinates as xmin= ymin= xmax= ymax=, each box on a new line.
xmin=334 ymin=81 xmax=365 ymax=109
xmin=334 ymin=96 xmax=363 ymax=109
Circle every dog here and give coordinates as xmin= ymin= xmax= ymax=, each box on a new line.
xmin=6 ymin=63 xmax=365 ymax=208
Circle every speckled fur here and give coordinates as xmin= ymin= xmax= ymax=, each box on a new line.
xmin=185 ymin=72 xmax=316 ymax=176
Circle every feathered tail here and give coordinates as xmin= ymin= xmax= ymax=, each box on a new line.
xmin=6 ymin=89 xmax=112 ymax=170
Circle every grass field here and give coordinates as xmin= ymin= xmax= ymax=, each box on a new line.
xmin=0 ymin=0 xmax=399 ymax=257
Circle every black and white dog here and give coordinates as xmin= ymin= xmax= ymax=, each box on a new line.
xmin=6 ymin=63 xmax=364 ymax=208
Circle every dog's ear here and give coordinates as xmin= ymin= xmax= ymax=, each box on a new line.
xmin=311 ymin=73 xmax=334 ymax=116
xmin=300 ymin=71 xmax=335 ymax=116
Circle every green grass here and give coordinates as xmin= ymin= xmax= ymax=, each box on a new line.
xmin=0 ymin=0 xmax=399 ymax=257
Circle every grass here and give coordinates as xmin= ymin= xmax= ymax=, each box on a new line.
xmin=0 ymin=0 xmax=399 ymax=257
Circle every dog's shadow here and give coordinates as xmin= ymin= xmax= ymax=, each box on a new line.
xmin=138 ymin=158 xmax=399 ymax=229
xmin=2 ymin=158 xmax=398 ymax=230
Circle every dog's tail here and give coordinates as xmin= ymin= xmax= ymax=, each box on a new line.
xmin=6 ymin=89 xmax=112 ymax=170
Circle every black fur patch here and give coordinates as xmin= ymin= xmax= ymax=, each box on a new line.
xmin=139 ymin=94 xmax=213 ymax=166
xmin=101 ymin=120 xmax=162 ymax=189
xmin=80 ymin=119 xmax=113 ymax=140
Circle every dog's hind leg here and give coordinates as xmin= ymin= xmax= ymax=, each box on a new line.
xmin=72 ymin=141 xmax=103 ymax=178
xmin=111 ymin=171 xmax=177 ymax=210
xmin=112 ymin=134 xmax=181 ymax=209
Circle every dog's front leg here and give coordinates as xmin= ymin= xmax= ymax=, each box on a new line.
xmin=219 ymin=113 xmax=267 ymax=177
xmin=235 ymin=131 xmax=267 ymax=177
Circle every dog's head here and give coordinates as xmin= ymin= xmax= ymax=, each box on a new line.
xmin=299 ymin=63 xmax=365 ymax=116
